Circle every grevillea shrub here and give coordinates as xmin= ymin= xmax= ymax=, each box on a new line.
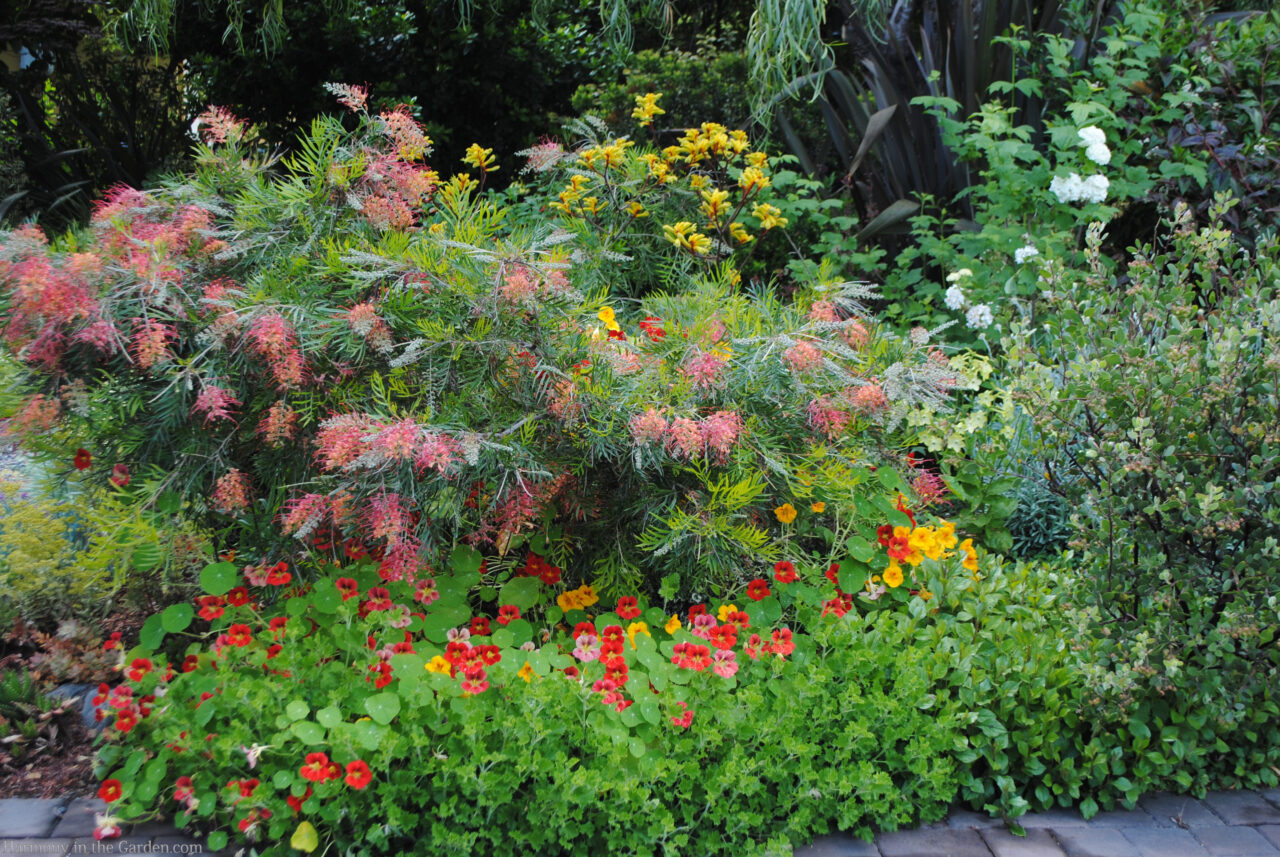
xmin=92 ymin=518 xmax=979 ymax=856
xmin=0 ymin=91 xmax=962 ymax=601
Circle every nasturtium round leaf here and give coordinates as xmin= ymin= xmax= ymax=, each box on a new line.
xmin=316 ymin=706 xmax=342 ymax=729
xmin=310 ymin=585 xmax=341 ymax=614
xmin=160 ymin=603 xmax=193 ymax=633
xmin=290 ymin=821 xmax=319 ymax=853
xmin=200 ymin=561 xmax=238 ymax=596
xmin=134 ymin=780 xmax=158 ymax=804
xmin=845 ymin=536 xmax=875 ymax=562
xmin=498 ymin=577 xmax=540 ymax=610
xmin=273 ymin=770 xmax=292 ymax=790
xmin=450 ymin=544 xmax=482 ymax=576
xmin=505 ymin=618 xmax=533 ymax=647
xmin=139 ymin=614 xmax=166 ymax=651
xmin=290 ymin=721 xmax=325 ymax=745
xmin=285 ymin=700 xmax=309 ymax=721
xmin=207 ymin=831 xmax=228 ymax=851
xmin=364 ymin=692 xmax=401 ymax=725
xmin=490 ymin=628 xmax=514 ymax=648
xmin=638 ymin=698 xmax=660 ymax=725
xmin=629 ymin=737 xmax=647 ymax=759
xmin=750 ymin=596 xmax=783 ymax=627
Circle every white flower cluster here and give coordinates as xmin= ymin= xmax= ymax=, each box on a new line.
xmin=1078 ymin=126 xmax=1112 ymax=165
xmin=1014 ymin=244 xmax=1039 ymax=264
xmin=942 ymin=268 xmax=993 ymax=330
xmin=1050 ymin=172 xmax=1110 ymax=205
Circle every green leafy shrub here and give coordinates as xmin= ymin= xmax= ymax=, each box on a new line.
xmin=571 ymin=43 xmax=754 ymax=140
xmin=0 ymin=94 xmax=961 ymax=602
xmin=1011 ymin=197 xmax=1280 ymax=638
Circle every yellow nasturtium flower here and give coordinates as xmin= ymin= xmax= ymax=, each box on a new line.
xmin=597 ymin=307 xmax=621 ymax=332
xmin=716 ymin=604 xmax=739 ymax=622
xmin=883 ymin=561 xmax=904 ymax=589
xmin=425 ymin=656 xmax=451 ymax=674
xmin=626 ymin=622 xmax=651 ymax=648
xmin=810 ymin=501 xmax=826 ymax=513
xmin=518 ymin=661 xmax=536 ymax=683
xmin=664 ymin=615 xmax=681 ymax=634
xmin=774 ymin=503 xmax=798 ymax=524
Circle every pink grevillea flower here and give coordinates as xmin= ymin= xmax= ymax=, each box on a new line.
xmin=248 ymin=313 xmax=305 ymax=389
xmin=849 ymin=384 xmax=888 ymax=414
xmin=212 ymin=469 xmax=252 ymax=515
xmin=257 ymin=401 xmax=297 ymax=447
xmin=700 ymin=410 xmax=743 ymax=463
xmin=629 ymin=409 xmax=668 ymax=445
xmin=195 ymin=106 xmax=244 ymax=145
xmin=280 ymin=493 xmax=329 ymax=540
xmin=808 ymin=300 xmax=839 ymax=323
xmin=11 ymin=394 xmax=61 ymax=435
xmin=324 ymin=82 xmax=368 ymax=112
xmin=130 ymin=318 xmax=175 ymax=370
xmin=782 ymin=341 xmax=823 ymax=373
xmin=665 ymin=417 xmax=704 ymax=459
xmin=315 ymin=413 xmax=377 ymax=471
xmin=378 ymin=536 xmax=422 ymax=583
xmin=807 ymin=396 xmax=852 ymax=438
xmin=681 ymin=350 xmax=727 ymax=391
xmin=373 ymin=418 xmax=419 ymax=462
xmin=841 ymin=320 xmax=870 ymax=350
xmin=379 ymin=106 xmax=431 ymax=161
xmin=73 ymin=319 xmax=119 ymax=353
xmin=192 ymin=385 xmax=240 ymax=425
xmin=364 ymin=492 xmax=409 ymax=542
xmin=415 ymin=432 xmax=459 ymax=474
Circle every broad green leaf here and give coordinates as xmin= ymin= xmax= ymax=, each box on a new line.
xmin=316 ymin=706 xmax=342 ymax=729
xmin=290 ymin=821 xmax=319 ymax=852
xmin=200 ymin=562 xmax=238 ymax=596
xmin=364 ymin=692 xmax=401 ymax=725
xmin=139 ymin=614 xmax=166 ymax=650
xmin=285 ymin=700 xmax=309 ymax=721
xmin=161 ymin=603 xmax=193 ymax=633
xmin=498 ymin=577 xmax=540 ymax=609
xmin=290 ymin=721 xmax=325 ymax=745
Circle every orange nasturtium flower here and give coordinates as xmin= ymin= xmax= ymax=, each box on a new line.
xmin=774 ymin=503 xmax=798 ymax=524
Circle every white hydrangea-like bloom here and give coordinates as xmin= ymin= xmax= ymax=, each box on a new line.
xmin=1080 ymin=174 xmax=1110 ymax=204
xmin=1050 ymin=173 xmax=1084 ymax=203
xmin=944 ymin=284 xmax=966 ymax=310
xmin=1050 ymin=172 xmax=1108 ymax=204
xmin=945 ymin=268 xmax=973 ymax=283
xmin=1085 ymin=142 xmax=1112 ymax=165
xmin=966 ymin=304 xmax=994 ymax=330
xmin=1014 ymin=244 xmax=1039 ymax=264
xmin=1078 ymin=126 xmax=1106 ymax=147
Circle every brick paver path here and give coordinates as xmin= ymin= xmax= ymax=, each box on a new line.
xmin=0 ymin=789 xmax=1278 ymax=855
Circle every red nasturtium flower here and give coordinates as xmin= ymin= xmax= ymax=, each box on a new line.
xmin=365 ymin=587 xmax=392 ymax=611
xmin=226 ymin=624 xmax=253 ymax=647
xmin=746 ymin=579 xmax=771 ymax=601
xmin=113 ymin=709 xmax=138 ymax=733
xmin=127 ymin=658 xmax=153 ymax=682
xmin=876 ymin=524 xmax=894 ymax=547
xmin=773 ymin=561 xmax=797 ymax=583
xmin=102 ymin=631 xmax=122 ymax=651
xmin=300 ymin=752 xmax=334 ymax=782
xmin=769 ymin=628 xmax=796 ymax=657
xmin=707 ymin=624 xmax=738 ymax=650
xmin=173 ymin=776 xmax=194 ymax=803
xmin=286 ymin=786 xmax=313 ymax=814
xmin=469 ymin=616 xmax=491 ymax=637
xmin=825 ymin=563 xmax=842 ymax=587
xmin=98 ymin=779 xmax=123 ymax=802
xmin=345 ymin=760 xmax=372 ymax=789
xmin=225 ymin=586 xmax=251 ymax=607
xmin=181 ymin=655 xmax=200 ymax=673
xmin=196 ymin=595 xmax=225 ymax=621
xmin=335 ymin=578 xmax=359 ymax=600
xmin=496 ymin=604 xmax=521 ymax=625
xmin=265 ymin=561 xmax=291 ymax=585
xmin=615 ymin=596 xmax=641 ymax=620
xmin=687 ymin=604 xmax=707 ymax=622
xmin=73 ymin=448 xmax=92 ymax=470
xmin=109 ymin=463 xmax=130 ymax=487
